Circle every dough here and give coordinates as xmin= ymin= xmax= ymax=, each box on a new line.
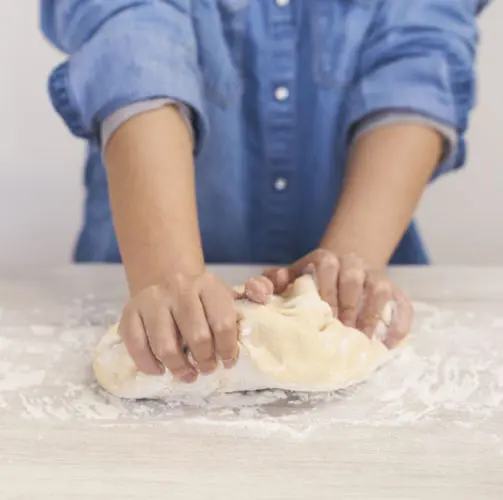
xmin=93 ymin=275 xmax=398 ymax=400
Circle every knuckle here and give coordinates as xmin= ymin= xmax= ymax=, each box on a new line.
xmin=311 ymin=248 xmax=326 ymax=261
xmin=153 ymin=342 xmax=179 ymax=363
xmin=311 ymin=248 xmax=329 ymax=263
xmin=203 ymin=272 xmax=219 ymax=287
xmin=119 ymin=322 xmax=143 ymax=346
xmin=172 ymin=273 xmax=200 ymax=297
xmin=191 ymin=330 xmax=212 ymax=348
xmin=123 ymin=332 xmax=144 ymax=352
xmin=263 ymin=267 xmax=283 ymax=284
xmin=371 ymin=280 xmax=393 ymax=298
xmin=177 ymin=284 xmax=196 ymax=302
xmin=261 ymin=276 xmax=275 ymax=294
xmin=212 ymin=317 xmax=236 ymax=337
xmin=315 ymin=249 xmax=339 ymax=267
xmin=244 ymin=277 xmax=261 ymax=292
xmin=341 ymin=253 xmax=363 ymax=268
xmin=140 ymin=284 xmax=163 ymax=302
xmin=340 ymin=267 xmax=365 ymax=286
xmin=245 ymin=278 xmax=271 ymax=303
xmin=136 ymin=286 xmax=172 ymax=311
xmin=218 ymin=347 xmax=236 ymax=359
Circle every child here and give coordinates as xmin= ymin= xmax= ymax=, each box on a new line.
xmin=41 ymin=0 xmax=488 ymax=383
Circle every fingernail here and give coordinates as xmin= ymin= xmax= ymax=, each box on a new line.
xmin=198 ymin=361 xmax=217 ymax=374
xmin=180 ymin=372 xmax=198 ymax=384
xmin=174 ymin=367 xmax=194 ymax=378
xmin=245 ymin=278 xmax=269 ymax=304
xmin=304 ymin=263 xmax=316 ymax=275
xmin=277 ymin=268 xmax=290 ymax=284
xmin=363 ymin=327 xmax=374 ymax=339
xmin=222 ymin=358 xmax=237 ymax=369
xmin=340 ymin=315 xmax=353 ymax=327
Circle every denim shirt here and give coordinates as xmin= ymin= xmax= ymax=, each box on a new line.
xmin=41 ymin=0 xmax=487 ymax=265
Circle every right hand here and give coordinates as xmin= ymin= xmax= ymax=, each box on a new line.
xmin=118 ymin=272 xmax=239 ymax=384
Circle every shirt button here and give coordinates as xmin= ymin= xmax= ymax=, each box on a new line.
xmin=275 ymin=0 xmax=290 ymax=6
xmin=274 ymin=177 xmax=288 ymax=191
xmin=274 ymin=86 xmax=290 ymax=102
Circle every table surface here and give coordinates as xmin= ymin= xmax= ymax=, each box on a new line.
xmin=1 ymin=265 xmax=503 ymax=499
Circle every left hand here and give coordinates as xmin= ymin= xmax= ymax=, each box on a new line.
xmin=258 ymin=249 xmax=412 ymax=348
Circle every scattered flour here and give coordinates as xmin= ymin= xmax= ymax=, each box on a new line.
xmin=0 ymin=369 xmax=45 ymax=392
xmin=1 ymin=301 xmax=503 ymax=439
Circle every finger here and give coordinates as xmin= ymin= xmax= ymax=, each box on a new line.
xmin=309 ymin=255 xmax=339 ymax=315
xmin=244 ymin=276 xmax=274 ymax=304
xmin=119 ymin=306 xmax=164 ymax=376
xmin=384 ymin=289 xmax=413 ymax=349
xmin=263 ymin=267 xmax=290 ymax=294
xmin=356 ymin=277 xmax=394 ymax=338
xmin=142 ymin=306 xmax=197 ymax=383
xmin=173 ymin=294 xmax=217 ymax=374
xmin=338 ymin=255 xmax=366 ymax=328
xmin=265 ymin=250 xmax=340 ymax=305
xmin=200 ymin=282 xmax=239 ymax=369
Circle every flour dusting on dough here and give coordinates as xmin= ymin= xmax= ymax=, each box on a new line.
xmin=93 ymin=276 xmax=392 ymax=399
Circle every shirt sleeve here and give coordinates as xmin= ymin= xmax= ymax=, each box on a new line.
xmin=101 ymin=99 xmax=194 ymax=151
xmin=353 ymin=111 xmax=458 ymax=166
xmin=346 ymin=0 xmax=481 ymax=178
xmin=40 ymin=0 xmax=207 ymax=154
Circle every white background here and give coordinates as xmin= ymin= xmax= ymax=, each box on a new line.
xmin=0 ymin=3 xmax=501 ymax=268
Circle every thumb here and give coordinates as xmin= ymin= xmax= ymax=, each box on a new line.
xmin=263 ymin=267 xmax=292 ymax=294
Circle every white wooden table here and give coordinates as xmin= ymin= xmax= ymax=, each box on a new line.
xmin=1 ymin=265 xmax=503 ymax=499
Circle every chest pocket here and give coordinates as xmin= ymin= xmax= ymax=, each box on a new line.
xmin=193 ymin=0 xmax=248 ymax=107
xmin=310 ymin=0 xmax=376 ymax=87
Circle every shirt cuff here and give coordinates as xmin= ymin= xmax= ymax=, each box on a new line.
xmin=101 ymin=99 xmax=194 ymax=151
xmin=352 ymin=111 xmax=457 ymax=165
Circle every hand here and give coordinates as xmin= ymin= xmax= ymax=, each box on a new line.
xmin=262 ymin=249 xmax=413 ymax=348
xmin=118 ymin=272 xmax=239 ymax=383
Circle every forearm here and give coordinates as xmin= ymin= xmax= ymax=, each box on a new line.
xmin=320 ymin=123 xmax=443 ymax=268
xmin=105 ymin=106 xmax=204 ymax=295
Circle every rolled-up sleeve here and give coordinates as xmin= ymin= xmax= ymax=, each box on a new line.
xmin=347 ymin=0 xmax=482 ymax=178
xmin=40 ymin=0 xmax=207 ymax=154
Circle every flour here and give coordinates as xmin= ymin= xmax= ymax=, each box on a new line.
xmin=0 ymin=337 xmax=13 ymax=351
xmin=1 ymin=301 xmax=503 ymax=439
xmin=0 ymin=368 xmax=45 ymax=392
xmin=30 ymin=325 xmax=56 ymax=336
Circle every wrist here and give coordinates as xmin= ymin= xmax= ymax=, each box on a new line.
xmin=106 ymin=106 xmax=204 ymax=296
xmin=319 ymin=226 xmax=388 ymax=270
xmin=320 ymin=123 xmax=442 ymax=269
xmin=124 ymin=240 xmax=205 ymax=296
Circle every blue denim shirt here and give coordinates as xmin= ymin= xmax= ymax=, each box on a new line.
xmin=41 ymin=0 xmax=488 ymax=265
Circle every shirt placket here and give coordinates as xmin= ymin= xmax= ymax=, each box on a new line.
xmin=259 ymin=0 xmax=298 ymax=263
